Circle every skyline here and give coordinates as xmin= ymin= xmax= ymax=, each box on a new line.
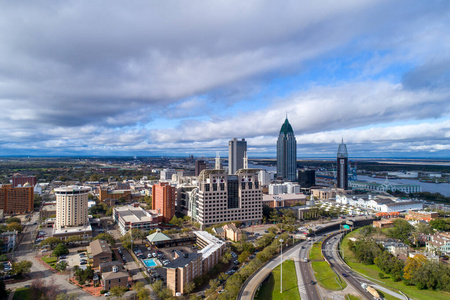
xmin=0 ymin=1 xmax=449 ymax=158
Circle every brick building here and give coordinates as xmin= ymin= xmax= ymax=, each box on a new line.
xmin=152 ymin=182 xmax=176 ymax=223
xmin=0 ymin=184 xmax=34 ymax=215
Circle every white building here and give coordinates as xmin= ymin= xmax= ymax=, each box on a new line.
xmin=258 ymin=170 xmax=272 ymax=186
xmin=194 ymin=168 xmax=263 ymax=228
xmin=55 ymin=186 xmax=90 ymax=230
xmin=268 ymin=182 xmax=301 ymax=195
xmin=113 ymin=206 xmax=160 ymax=235
xmin=160 ymin=169 xmax=177 ymax=181
xmin=349 ymin=177 xmax=422 ymax=194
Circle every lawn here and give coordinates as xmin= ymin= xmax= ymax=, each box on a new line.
xmin=311 ymin=260 xmax=347 ymax=291
xmin=255 ymin=259 xmax=301 ymax=300
xmin=309 ymin=242 xmax=322 ymax=261
xmin=41 ymin=256 xmax=58 ymax=268
xmin=345 ymin=295 xmax=362 ymax=300
xmin=12 ymin=287 xmax=35 ymax=300
xmin=341 ymin=228 xmax=450 ymax=300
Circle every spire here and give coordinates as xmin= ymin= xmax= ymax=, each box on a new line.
xmin=243 ymin=151 xmax=248 ymax=169
xmin=215 ymin=152 xmax=221 ymax=170
xmin=337 ymin=138 xmax=348 ymax=158
xmin=279 ymin=117 xmax=294 ymax=135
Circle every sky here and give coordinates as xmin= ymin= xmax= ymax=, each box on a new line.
xmin=0 ymin=0 xmax=449 ymax=158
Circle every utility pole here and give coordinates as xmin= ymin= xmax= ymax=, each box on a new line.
xmin=280 ymin=238 xmax=283 ymax=293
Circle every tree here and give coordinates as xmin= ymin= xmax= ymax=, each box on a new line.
xmin=205 ymin=279 xmax=219 ymax=296
xmin=65 ymin=235 xmax=83 ymax=244
xmin=169 ymin=216 xmax=182 ymax=227
xmin=387 ymin=219 xmax=414 ymax=244
xmin=55 ymin=260 xmax=68 ymax=272
xmin=220 ymin=252 xmax=232 ymax=264
xmin=6 ymin=217 xmax=21 ymax=224
xmin=430 ymin=219 xmax=450 ymax=231
xmin=110 ymin=286 xmax=127 ymax=299
xmin=52 ymin=243 xmax=69 ymax=257
xmin=238 ymin=251 xmax=250 ymax=264
xmin=41 ymin=237 xmax=63 ymax=249
xmin=94 ymin=233 xmax=115 ymax=245
xmin=120 ymin=234 xmax=133 ymax=250
xmin=12 ymin=260 xmax=32 ymax=276
xmin=55 ymin=293 xmax=77 ymax=300
xmin=404 ymin=254 xmax=427 ymax=281
xmin=184 ymin=281 xmax=196 ymax=294
xmin=6 ymin=222 xmax=23 ymax=233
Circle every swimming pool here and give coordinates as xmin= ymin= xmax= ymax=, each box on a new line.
xmin=143 ymin=258 xmax=158 ymax=267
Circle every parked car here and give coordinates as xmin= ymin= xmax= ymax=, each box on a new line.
xmin=59 ymin=255 xmax=66 ymax=259
xmin=41 ymin=249 xmax=48 ymax=253
xmin=233 ymin=260 xmax=240 ymax=265
xmin=342 ymin=273 xmax=348 ymax=277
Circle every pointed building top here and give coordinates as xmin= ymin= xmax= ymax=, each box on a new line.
xmin=280 ymin=117 xmax=294 ymax=135
xmin=337 ymin=138 xmax=348 ymax=158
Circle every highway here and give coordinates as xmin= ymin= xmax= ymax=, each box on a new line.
xmin=322 ymin=233 xmax=406 ymax=300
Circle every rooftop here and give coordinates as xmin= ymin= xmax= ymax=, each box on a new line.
xmin=147 ymin=229 xmax=171 ymax=243
xmin=89 ymin=239 xmax=112 ymax=256
xmin=194 ymin=231 xmax=225 ymax=260
xmin=165 ymin=251 xmax=201 ymax=269
xmin=114 ymin=206 xmax=155 ymax=223
xmin=102 ymin=270 xmax=128 ymax=280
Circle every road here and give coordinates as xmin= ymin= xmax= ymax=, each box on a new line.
xmin=323 ymin=233 xmax=405 ymax=300
xmin=7 ymin=212 xmax=96 ymax=300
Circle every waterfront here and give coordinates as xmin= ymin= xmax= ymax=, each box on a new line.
xmin=357 ymin=175 xmax=450 ymax=197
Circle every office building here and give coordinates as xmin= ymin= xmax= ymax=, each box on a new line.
xmin=152 ymin=181 xmax=176 ymax=223
xmin=0 ymin=184 xmax=34 ymax=215
xmin=337 ymin=139 xmax=349 ymax=189
xmin=194 ymin=168 xmax=263 ymax=228
xmin=12 ymin=174 xmax=36 ymax=187
xmin=298 ymin=169 xmax=315 ymax=188
xmin=228 ymin=138 xmax=247 ymax=175
xmin=277 ymin=118 xmax=297 ymax=181
xmin=98 ymin=188 xmax=132 ymax=202
xmin=195 ymin=160 xmax=207 ymax=176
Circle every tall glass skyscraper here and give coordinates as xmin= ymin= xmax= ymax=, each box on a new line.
xmin=336 ymin=139 xmax=349 ymax=189
xmin=228 ymin=138 xmax=247 ymax=175
xmin=277 ymin=118 xmax=297 ymax=181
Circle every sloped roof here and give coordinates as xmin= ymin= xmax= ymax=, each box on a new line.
xmin=90 ymin=239 xmax=112 ymax=256
xmin=147 ymin=229 xmax=171 ymax=243
xmin=280 ymin=118 xmax=294 ymax=135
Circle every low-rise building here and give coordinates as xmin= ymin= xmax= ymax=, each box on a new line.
xmin=113 ymin=205 xmax=161 ymax=235
xmin=0 ymin=230 xmax=17 ymax=253
xmin=373 ymin=219 xmax=395 ymax=229
xmin=405 ymin=210 xmax=439 ymax=222
xmin=99 ymin=188 xmax=132 ymax=202
xmin=101 ymin=265 xmax=129 ymax=291
xmin=381 ymin=241 xmax=409 ymax=256
xmin=166 ymin=251 xmax=202 ymax=295
xmin=262 ymin=193 xmax=306 ymax=208
xmin=88 ymin=239 xmax=112 ymax=267
xmin=41 ymin=204 xmax=56 ymax=220
xmin=426 ymin=232 xmax=450 ymax=255
xmin=99 ymin=261 xmax=125 ymax=273
xmin=194 ymin=231 xmax=226 ymax=274
xmin=223 ymin=223 xmax=242 ymax=242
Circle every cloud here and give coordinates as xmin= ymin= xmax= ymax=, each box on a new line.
xmin=0 ymin=1 xmax=449 ymax=157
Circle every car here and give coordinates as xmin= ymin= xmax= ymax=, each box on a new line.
xmin=41 ymin=249 xmax=48 ymax=253
xmin=152 ymin=252 xmax=157 ymax=258
xmin=301 ymin=246 xmax=305 ymax=249
xmin=303 ymin=258 xmax=308 ymax=262
xmin=104 ymin=292 xmax=110 ymax=297
xmin=148 ymin=253 xmax=153 ymax=258
xmin=80 ymin=261 xmax=87 ymax=265
xmin=342 ymin=273 xmax=348 ymax=277
xmin=249 ymin=255 xmax=256 ymax=259
xmin=311 ymin=280 xmax=316 ymax=285
xmin=264 ymin=230 xmax=269 ymax=233
xmin=59 ymin=255 xmax=66 ymax=259
xmin=147 ymin=247 xmax=152 ymax=251
xmin=233 ymin=260 xmax=240 ymax=265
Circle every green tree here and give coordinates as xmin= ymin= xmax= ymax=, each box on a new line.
xmin=65 ymin=235 xmax=83 ymax=244
xmin=6 ymin=217 xmax=21 ymax=224
xmin=40 ymin=237 xmax=63 ymax=249
xmin=55 ymin=260 xmax=68 ymax=272
xmin=238 ymin=251 xmax=250 ymax=263
xmin=184 ymin=281 xmax=196 ymax=294
xmin=430 ymin=219 xmax=450 ymax=231
xmin=52 ymin=243 xmax=69 ymax=257
xmin=12 ymin=260 xmax=32 ymax=276
xmin=0 ymin=280 xmax=7 ymax=300
xmin=94 ymin=233 xmax=115 ymax=245
xmin=110 ymin=285 xmax=127 ymax=299
xmin=387 ymin=219 xmax=414 ymax=244
xmin=205 ymin=278 xmax=219 ymax=296
xmin=6 ymin=222 xmax=23 ymax=233
xmin=169 ymin=216 xmax=182 ymax=227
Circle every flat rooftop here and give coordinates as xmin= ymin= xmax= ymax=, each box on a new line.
xmin=114 ymin=206 xmax=155 ymax=223
xmin=194 ymin=231 xmax=225 ymax=260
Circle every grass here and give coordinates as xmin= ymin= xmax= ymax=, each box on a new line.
xmin=345 ymin=295 xmax=362 ymax=300
xmin=309 ymin=243 xmax=322 ymax=261
xmin=255 ymin=259 xmax=301 ymax=300
xmin=41 ymin=256 xmax=58 ymax=268
xmin=311 ymin=261 xmax=347 ymax=291
xmin=12 ymin=287 xmax=35 ymax=300
xmin=341 ymin=228 xmax=450 ymax=300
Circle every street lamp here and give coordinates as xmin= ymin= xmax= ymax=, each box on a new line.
xmin=280 ymin=238 xmax=284 ymax=293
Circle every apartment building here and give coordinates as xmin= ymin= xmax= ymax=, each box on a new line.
xmin=0 ymin=184 xmax=34 ymax=215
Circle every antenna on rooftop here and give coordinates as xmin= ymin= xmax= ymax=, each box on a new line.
xmin=215 ymin=152 xmax=221 ymax=170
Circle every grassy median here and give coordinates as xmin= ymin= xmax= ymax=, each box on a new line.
xmin=255 ymin=259 xmax=301 ymax=300
xmin=309 ymin=242 xmax=323 ymax=261
xmin=341 ymin=228 xmax=450 ymax=300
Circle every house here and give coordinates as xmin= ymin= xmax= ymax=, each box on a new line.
xmin=223 ymin=223 xmax=242 ymax=242
xmin=99 ymin=261 xmax=124 ymax=273
xmin=0 ymin=231 xmax=17 ymax=253
xmin=212 ymin=227 xmax=225 ymax=239
xmin=88 ymin=240 xmax=112 ymax=267
xmin=380 ymin=241 xmax=409 ymax=256
xmin=101 ymin=265 xmax=129 ymax=291
xmin=426 ymin=232 xmax=450 ymax=255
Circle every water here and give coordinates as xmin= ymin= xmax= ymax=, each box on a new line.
xmin=357 ymin=175 xmax=450 ymax=197
xmin=143 ymin=258 xmax=157 ymax=267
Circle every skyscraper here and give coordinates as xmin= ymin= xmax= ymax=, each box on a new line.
xmin=195 ymin=160 xmax=207 ymax=176
xmin=55 ymin=186 xmax=90 ymax=230
xmin=337 ymin=138 xmax=349 ymax=189
xmin=228 ymin=138 xmax=247 ymax=175
xmin=277 ymin=118 xmax=297 ymax=181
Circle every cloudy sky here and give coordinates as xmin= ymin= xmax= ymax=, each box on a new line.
xmin=0 ymin=0 xmax=449 ymax=158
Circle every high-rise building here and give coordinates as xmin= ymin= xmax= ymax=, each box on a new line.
xmin=55 ymin=186 xmax=90 ymax=230
xmin=337 ymin=139 xmax=349 ymax=190
xmin=12 ymin=174 xmax=36 ymax=187
xmin=194 ymin=168 xmax=262 ymax=228
xmin=0 ymin=184 xmax=34 ymax=214
xmin=228 ymin=138 xmax=247 ymax=175
xmin=298 ymin=169 xmax=316 ymax=188
xmin=277 ymin=118 xmax=297 ymax=181
xmin=195 ymin=160 xmax=207 ymax=176
xmin=152 ymin=182 xmax=176 ymax=223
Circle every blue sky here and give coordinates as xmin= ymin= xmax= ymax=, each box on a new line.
xmin=0 ymin=0 xmax=449 ymax=158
